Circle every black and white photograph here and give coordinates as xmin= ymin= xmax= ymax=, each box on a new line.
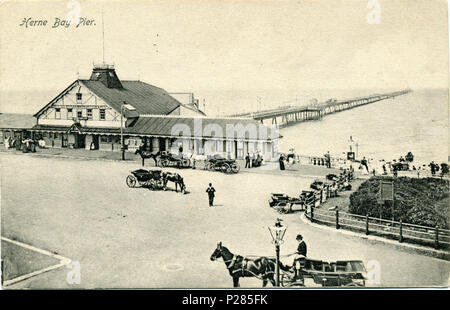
xmin=0 ymin=0 xmax=449 ymax=291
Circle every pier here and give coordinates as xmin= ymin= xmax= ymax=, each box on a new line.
xmin=230 ymin=89 xmax=412 ymax=128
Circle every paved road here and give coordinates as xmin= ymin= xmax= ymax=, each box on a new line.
xmin=1 ymin=153 xmax=448 ymax=288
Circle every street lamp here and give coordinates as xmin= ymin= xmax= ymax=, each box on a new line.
xmin=268 ymin=218 xmax=287 ymax=287
xmin=120 ymin=103 xmax=125 ymax=160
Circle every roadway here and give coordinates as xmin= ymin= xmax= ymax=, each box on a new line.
xmin=1 ymin=153 xmax=448 ymax=288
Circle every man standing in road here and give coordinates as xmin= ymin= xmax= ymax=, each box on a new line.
xmin=206 ymin=183 xmax=216 ymax=207
xmin=245 ymin=153 xmax=250 ymax=168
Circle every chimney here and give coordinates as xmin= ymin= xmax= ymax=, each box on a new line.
xmin=89 ymin=64 xmax=123 ymax=89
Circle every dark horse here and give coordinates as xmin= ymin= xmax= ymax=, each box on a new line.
xmin=135 ymin=148 xmax=161 ymax=166
xmin=162 ymin=172 xmax=186 ymax=193
xmin=210 ymin=242 xmax=276 ymax=287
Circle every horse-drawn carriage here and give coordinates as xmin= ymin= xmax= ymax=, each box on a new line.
xmin=210 ymin=242 xmax=367 ymax=288
xmin=205 ymin=156 xmax=240 ymax=174
xmin=159 ymin=151 xmax=191 ymax=168
xmin=280 ymin=257 xmax=366 ymax=287
xmin=126 ymin=169 xmax=164 ymax=190
xmin=126 ymin=169 xmax=186 ymax=193
xmin=268 ymin=193 xmax=305 ymax=213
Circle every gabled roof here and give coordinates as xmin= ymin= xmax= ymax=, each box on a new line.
xmin=80 ymin=80 xmax=181 ymax=117
xmin=0 ymin=113 xmax=35 ymax=129
xmin=34 ymin=79 xmax=183 ymax=119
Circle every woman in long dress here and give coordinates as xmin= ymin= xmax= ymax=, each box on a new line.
xmin=279 ymin=154 xmax=286 ymax=170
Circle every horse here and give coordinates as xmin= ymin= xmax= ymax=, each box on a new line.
xmin=162 ymin=172 xmax=186 ymax=193
xmin=135 ymin=148 xmax=161 ymax=166
xmin=210 ymin=242 xmax=279 ymax=287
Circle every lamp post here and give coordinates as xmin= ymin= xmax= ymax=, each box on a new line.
xmin=120 ymin=103 xmax=125 ymax=161
xmin=268 ymin=218 xmax=287 ymax=287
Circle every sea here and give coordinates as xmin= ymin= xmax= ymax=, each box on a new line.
xmin=277 ymin=89 xmax=449 ymax=165
xmin=201 ymin=87 xmax=448 ymax=165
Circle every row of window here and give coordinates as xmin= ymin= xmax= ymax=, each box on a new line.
xmin=54 ymin=108 xmax=106 ymax=120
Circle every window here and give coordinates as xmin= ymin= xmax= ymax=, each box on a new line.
xmin=100 ymin=109 xmax=105 ymax=120
xmin=55 ymin=108 xmax=61 ymax=119
xmin=67 ymin=108 xmax=73 ymax=120
xmin=77 ymin=110 xmax=82 ymax=118
xmin=87 ymin=109 xmax=93 ymax=120
xmin=76 ymin=93 xmax=82 ymax=102
xmin=100 ymin=136 xmax=108 ymax=143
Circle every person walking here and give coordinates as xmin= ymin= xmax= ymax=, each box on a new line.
xmin=206 ymin=183 xmax=216 ymax=207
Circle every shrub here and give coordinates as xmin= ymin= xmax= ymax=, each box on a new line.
xmin=349 ymin=176 xmax=449 ymax=228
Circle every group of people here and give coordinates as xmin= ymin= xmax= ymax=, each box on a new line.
xmin=4 ymin=136 xmax=39 ymax=152
xmin=245 ymin=152 xmax=263 ymax=168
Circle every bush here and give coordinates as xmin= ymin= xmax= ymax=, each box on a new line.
xmin=349 ymin=176 xmax=449 ymax=228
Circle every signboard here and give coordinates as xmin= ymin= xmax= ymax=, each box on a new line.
xmin=379 ymin=181 xmax=394 ymax=202
xmin=347 ymin=152 xmax=355 ymax=160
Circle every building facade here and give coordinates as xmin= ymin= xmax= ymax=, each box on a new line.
xmin=5 ymin=64 xmax=278 ymax=160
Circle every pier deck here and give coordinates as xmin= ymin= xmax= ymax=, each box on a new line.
xmin=229 ymin=89 xmax=412 ymax=128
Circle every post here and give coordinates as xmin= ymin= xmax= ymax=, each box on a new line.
xmin=399 ymin=219 xmax=403 ymax=243
xmin=120 ymin=105 xmax=125 ymax=161
xmin=335 ymin=210 xmax=339 ymax=229
xmin=310 ymin=204 xmax=314 ymax=223
xmin=275 ymin=243 xmax=280 ymax=287
xmin=365 ymin=214 xmax=369 ymax=235
xmin=320 ymin=189 xmax=323 ymax=203
xmin=434 ymin=225 xmax=439 ymax=249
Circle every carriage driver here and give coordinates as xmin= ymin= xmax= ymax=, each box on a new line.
xmin=292 ymin=234 xmax=307 ymax=279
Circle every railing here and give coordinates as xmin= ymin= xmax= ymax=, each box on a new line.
xmin=305 ymin=206 xmax=450 ymax=250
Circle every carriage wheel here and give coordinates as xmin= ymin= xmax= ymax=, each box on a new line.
xmin=126 ymin=175 xmax=137 ymax=188
xmin=221 ymin=163 xmax=231 ymax=174
xmin=231 ymin=163 xmax=240 ymax=173
xmin=161 ymin=159 xmax=169 ymax=167
xmin=156 ymin=179 xmax=164 ymax=189
xmin=182 ymin=159 xmax=191 ymax=168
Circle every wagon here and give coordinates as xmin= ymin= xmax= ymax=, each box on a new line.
xmin=280 ymin=258 xmax=366 ymax=287
xmin=268 ymin=193 xmax=305 ymax=213
xmin=205 ymin=157 xmax=240 ymax=174
xmin=126 ymin=169 xmax=164 ymax=190
xmin=158 ymin=151 xmax=191 ymax=168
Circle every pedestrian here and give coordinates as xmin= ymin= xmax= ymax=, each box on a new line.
xmin=245 ymin=153 xmax=250 ymax=168
xmin=279 ymin=154 xmax=285 ymax=170
xmin=325 ymin=151 xmax=331 ymax=168
xmin=4 ymin=136 xmax=9 ymax=149
xmin=206 ymin=183 xmax=216 ymax=207
xmin=361 ymin=157 xmax=369 ymax=173
xmin=178 ymin=144 xmax=183 ymax=159
xmin=430 ymin=161 xmax=436 ymax=176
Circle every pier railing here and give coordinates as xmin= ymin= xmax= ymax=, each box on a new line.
xmin=305 ymin=205 xmax=450 ymax=249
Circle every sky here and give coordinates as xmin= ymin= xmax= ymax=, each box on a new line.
xmin=0 ymin=0 xmax=448 ymax=115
